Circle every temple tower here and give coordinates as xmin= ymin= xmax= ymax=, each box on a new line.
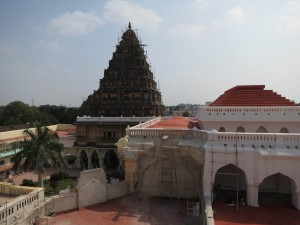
xmin=82 ymin=23 xmax=164 ymax=117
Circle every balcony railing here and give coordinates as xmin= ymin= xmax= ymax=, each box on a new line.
xmin=127 ymin=123 xmax=300 ymax=150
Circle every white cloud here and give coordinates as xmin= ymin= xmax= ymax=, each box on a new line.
xmin=226 ymin=6 xmax=244 ymax=24
xmin=279 ymin=1 xmax=300 ymax=36
xmin=168 ymin=23 xmax=205 ymax=40
xmin=286 ymin=1 xmax=300 ymax=13
xmin=103 ymin=0 xmax=162 ymax=31
xmin=48 ymin=11 xmax=104 ymax=35
xmin=191 ymin=0 xmax=207 ymax=10
xmin=279 ymin=15 xmax=300 ymax=35
xmin=38 ymin=39 xmax=63 ymax=52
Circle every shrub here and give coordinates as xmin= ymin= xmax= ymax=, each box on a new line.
xmin=21 ymin=179 xmax=36 ymax=187
xmin=50 ymin=171 xmax=69 ymax=181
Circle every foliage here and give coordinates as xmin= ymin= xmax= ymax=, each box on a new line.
xmin=50 ymin=171 xmax=69 ymax=181
xmin=0 ymin=101 xmax=58 ymax=126
xmin=12 ymin=122 xmax=66 ymax=187
xmin=44 ymin=178 xmax=77 ymax=195
xmin=0 ymin=101 xmax=80 ymax=126
xmin=182 ymin=111 xmax=191 ymax=117
xmin=21 ymin=179 xmax=37 ymax=187
xmin=38 ymin=104 xmax=79 ymax=124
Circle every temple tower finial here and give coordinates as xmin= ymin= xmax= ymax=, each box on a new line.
xmin=128 ymin=22 xmax=131 ymax=29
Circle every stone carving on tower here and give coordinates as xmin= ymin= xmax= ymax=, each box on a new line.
xmin=81 ymin=23 xmax=165 ymax=117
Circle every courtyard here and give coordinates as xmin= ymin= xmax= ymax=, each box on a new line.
xmin=7 ymin=168 xmax=300 ymax=225
xmin=54 ymin=195 xmax=187 ymax=225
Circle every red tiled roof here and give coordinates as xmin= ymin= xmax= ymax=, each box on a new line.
xmin=148 ymin=117 xmax=199 ymax=129
xmin=0 ymin=136 xmax=26 ymax=143
xmin=210 ymin=85 xmax=297 ymax=106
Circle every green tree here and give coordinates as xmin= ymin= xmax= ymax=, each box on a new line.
xmin=12 ymin=122 xmax=66 ymax=187
xmin=39 ymin=104 xmax=79 ymax=123
xmin=182 ymin=111 xmax=191 ymax=117
xmin=0 ymin=101 xmax=58 ymax=126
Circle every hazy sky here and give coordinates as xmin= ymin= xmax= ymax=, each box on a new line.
xmin=1 ymin=0 xmax=300 ymax=107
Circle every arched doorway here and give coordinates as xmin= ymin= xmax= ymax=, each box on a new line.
xmin=104 ymin=149 xmax=120 ymax=170
xmin=258 ymin=173 xmax=296 ymax=206
xmin=64 ymin=155 xmax=77 ymax=168
xmin=91 ymin=151 xmax=100 ymax=168
xmin=80 ymin=150 xmax=88 ymax=170
xmin=213 ymin=164 xmax=247 ymax=204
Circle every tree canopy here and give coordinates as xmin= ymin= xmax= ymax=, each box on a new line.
xmin=0 ymin=101 xmax=80 ymax=126
xmin=12 ymin=122 xmax=66 ymax=187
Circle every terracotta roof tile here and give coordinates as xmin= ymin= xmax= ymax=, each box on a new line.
xmin=210 ymin=85 xmax=297 ymax=106
xmin=148 ymin=117 xmax=199 ymax=129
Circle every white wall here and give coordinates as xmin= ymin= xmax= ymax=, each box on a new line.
xmin=198 ymin=106 xmax=300 ymax=133
xmin=203 ymin=143 xmax=300 ymax=209
xmin=49 ymin=193 xmax=77 ymax=213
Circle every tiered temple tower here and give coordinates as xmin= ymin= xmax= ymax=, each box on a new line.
xmin=82 ymin=23 xmax=164 ymax=117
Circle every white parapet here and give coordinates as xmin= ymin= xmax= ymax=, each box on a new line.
xmin=76 ymin=116 xmax=155 ymax=123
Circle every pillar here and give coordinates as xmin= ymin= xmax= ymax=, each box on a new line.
xmin=99 ymin=157 xmax=104 ymax=169
xmin=292 ymin=191 xmax=300 ymax=210
xmin=247 ymin=184 xmax=259 ymax=207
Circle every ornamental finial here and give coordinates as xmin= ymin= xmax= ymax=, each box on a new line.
xmin=128 ymin=22 xmax=131 ymax=29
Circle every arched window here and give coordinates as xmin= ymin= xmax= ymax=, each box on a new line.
xmin=218 ymin=127 xmax=226 ymax=132
xmin=80 ymin=150 xmax=88 ymax=171
xmin=279 ymin=128 xmax=289 ymax=133
xmin=256 ymin=126 xmax=268 ymax=133
xmin=91 ymin=151 xmax=100 ymax=168
xmin=104 ymin=149 xmax=120 ymax=170
xmin=236 ymin=126 xmax=245 ymax=132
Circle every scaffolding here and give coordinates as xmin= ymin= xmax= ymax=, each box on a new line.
xmin=141 ymin=135 xmax=180 ymax=208
xmin=141 ymin=134 xmax=203 ymax=223
xmin=186 ymin=199 xmax=201 ymax=225
xmin=160 ymin=135 xmax=179 ymax=199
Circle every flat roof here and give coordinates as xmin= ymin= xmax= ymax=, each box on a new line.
xmin=148 ymin=117 xmax=199 ymax=129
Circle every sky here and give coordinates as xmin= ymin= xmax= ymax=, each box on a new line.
xmin=1 ymin=0 xmax=300 ymax=107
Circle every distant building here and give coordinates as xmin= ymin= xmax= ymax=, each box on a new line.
xmin=82 ymin=23 xmax=164 ymax=117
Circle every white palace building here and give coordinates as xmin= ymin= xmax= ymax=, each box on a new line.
xmin=116 ymin=85 xmax=300 ymax=222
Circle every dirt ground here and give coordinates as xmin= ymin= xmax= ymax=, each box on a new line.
xmin=54 ymin=195 xmax=187 ymax=225
xmin=213 ymin=200 xmax=300 ymax=225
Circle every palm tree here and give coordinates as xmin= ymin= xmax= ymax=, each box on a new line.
xmin=12 ymin=122 xmax=66 ymax=187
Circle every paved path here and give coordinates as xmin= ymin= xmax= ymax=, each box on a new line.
xmin=214 ymin=200 xmax=300 ymax=225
